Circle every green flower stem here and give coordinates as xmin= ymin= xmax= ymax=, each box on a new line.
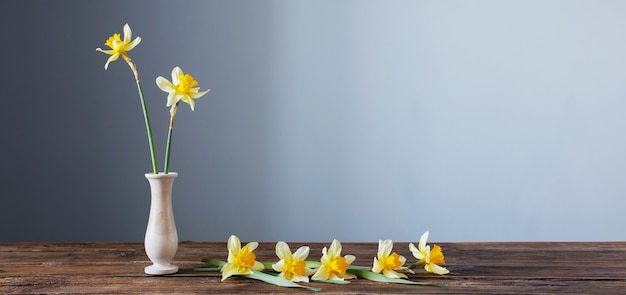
xmin=194 ymin=267 xmax=221 ymax=272
xmin=135 ymin=81 xmax=159 ymax=174
xmin=310 ymin=279 xmax=351 ymax=285
xmin=245 ymin=271 xmax=321 ymax=292
xmin=346 ymin=269 xmax=445 ymax=286
xmin=164 ymin=125 xmax=173 ymax=174
xmin=164 ymin=103 xmax=178 ymax=174
xmin=201 ymin=258 xmax=226 ymax=267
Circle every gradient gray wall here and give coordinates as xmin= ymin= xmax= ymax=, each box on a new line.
xmin=1 ymin=0 xmax=625 ymax=242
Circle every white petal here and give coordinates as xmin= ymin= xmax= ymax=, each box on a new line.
xmin=125 ymin=36 xmax=141 ymax=51
xmin=320 ymin=246 xmax=328 ymax=259
xmin=252 ymin=261 xmax=264 ymax=271
xmin=166 ymin=92 xmax=177 ymax=107
xmin=275 ymin=241 xmax=291 ymax=260
xmin=398 ymin=255 xmax=407 ymax=265
xmin=341 ymin=272 xmax=357 ymax=280
xmin=344 ymin=255 xmax=356 ymax=265
xmin=304 ymin=267 xmax=316 ymax=276
xmin=379 ymin=239 xmax=393 ymax=258
xmin=244 ymin=241 xmax=259 ymax=252
xmin=292 ymin=246 xmax=309 ymax=260
xmin=292 ymin=275 xmax=310 ymax=283
xmin=376 ymin=240 xmax=385 ymax=258
xmin=328 ymin=239 xmax=342 ymax=257
xmin=173 ymin=93 xmax=185 ymax=106
xmin=221 ymin=263 xmax=237 ymax=281
xmin=189 ymin=89 xmax=210 ymax=99
xmin=311 ymin=266 xmax=329 ymax=281
xmin=104 ymin=54 xmax=119 ymax=70
xmin=123 ymin=23 xmax=132 ymax=43
xmin=272 ymin=260 xmax=285 ymax=272
xmin=419 ymin=231 xmax=429 ymax=251
xmin=372 ymin=257 xmax=383 ymax=273
xmin=408 ymin=243 xmax=424 ymax=260
xmin=156 ymin=76 xmax=174 ymax=92
xmin=96 ymin=48 xmax=114 ymax=54
xmin=227 ymin=235 xmax=241 ymax=254
xmin=383 ymin=269 xmax=408 ymax=279
xmin=425 ymin=263 xmax=449 ymax=275
xmin=184 ymin=96 xmax=196 ymax=111
xmin=171 ymin=66 xmax=183 ymax=84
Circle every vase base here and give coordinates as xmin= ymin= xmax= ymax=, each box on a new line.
xmin=145 ymin=264 xmax=178 ymax=275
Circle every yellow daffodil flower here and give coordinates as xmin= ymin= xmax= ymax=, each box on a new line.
xmin=409 ymin=231 xmax=449 ymax=275
xmin=221 ymin=235 xmax=264 ymax=281
xmin=156 ymin=66 xmax=210 ymax=112
xmin=156 ymin=66 xmax=210 ymax=174
xmin=311 ymin=239 xmax=357 ymax=281
xmin=271 ymin=242 xmax=315 ymax=282
xmin=372 ymin=239 xmax=408 ymax=279
xmin=96 ymin=23 xmax=141 ymax=70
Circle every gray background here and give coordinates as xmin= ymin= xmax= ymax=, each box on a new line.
xmin=1 ymin=0 xmax=625 ymax=242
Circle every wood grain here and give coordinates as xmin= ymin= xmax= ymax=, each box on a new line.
xmin=1 ymin=241 xmax=625 ymax=294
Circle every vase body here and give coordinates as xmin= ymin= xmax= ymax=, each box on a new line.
xmin=144 ymin=172 xmax=179 ymax=275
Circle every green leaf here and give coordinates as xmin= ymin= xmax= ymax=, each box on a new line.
xmin=245 ymin=271 xmax=321 ymax=292
xmin=347 ymin=269 xmax=446 ymax=287
xmin=195 ymin=258 xmax=226 ymax=272
xmin=201 ymin=258 xmax=226 ymax=267
xmin=198 ymin=258 xmax=320 ymax=291
xmin=305 ymin=261 xmax=321 ymax=268
xmin=194 ymin=267 xmax=221 ymax=272
xmin=311 ymin=279 xmax=350 ymax=285
xmin=261 ymin=261 xmax=275 ymax=270
xmin=347 ymin=264 xmax=369 ymax=270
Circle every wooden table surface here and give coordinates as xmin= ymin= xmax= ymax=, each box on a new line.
xmin=1 ymin=241 xmax=625 ymax=294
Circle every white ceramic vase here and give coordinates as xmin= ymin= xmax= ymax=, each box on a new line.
xmin=144 ymin=172 xmax=179 ymax=275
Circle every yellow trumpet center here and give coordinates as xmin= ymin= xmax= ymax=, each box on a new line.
xmin=429 ymin=245 xmax=446 ymax=264
xmin=381 ymin=252 xmax=403 ymax=270
xmin=175 ymin=73 xmax=199 ymax=95
xmin=329 ymin=256 xmax=348 ymax=274
xmin=281 ymin=258 xmax=307 ymax=280
xmin=234 ymin=247 xmax=256 ymax=269
xmin=104 ymin=33 xmax=125 ymax=54
xmin=287 ymin=259 xmax=306 ymax=276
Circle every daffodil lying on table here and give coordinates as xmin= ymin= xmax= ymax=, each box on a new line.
xmin=372 ymin=239 xmax=408 ymax=279
xmin=272 ymin=241 xmax=316 ymax=282
xmin=408 ymin=231 xmax=450 ymax=275
xmin=195 ymin=233 xmax=448 ymax=291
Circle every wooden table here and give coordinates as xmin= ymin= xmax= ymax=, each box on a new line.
xmin=1 ymin=241 xmax=625 ymax=294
